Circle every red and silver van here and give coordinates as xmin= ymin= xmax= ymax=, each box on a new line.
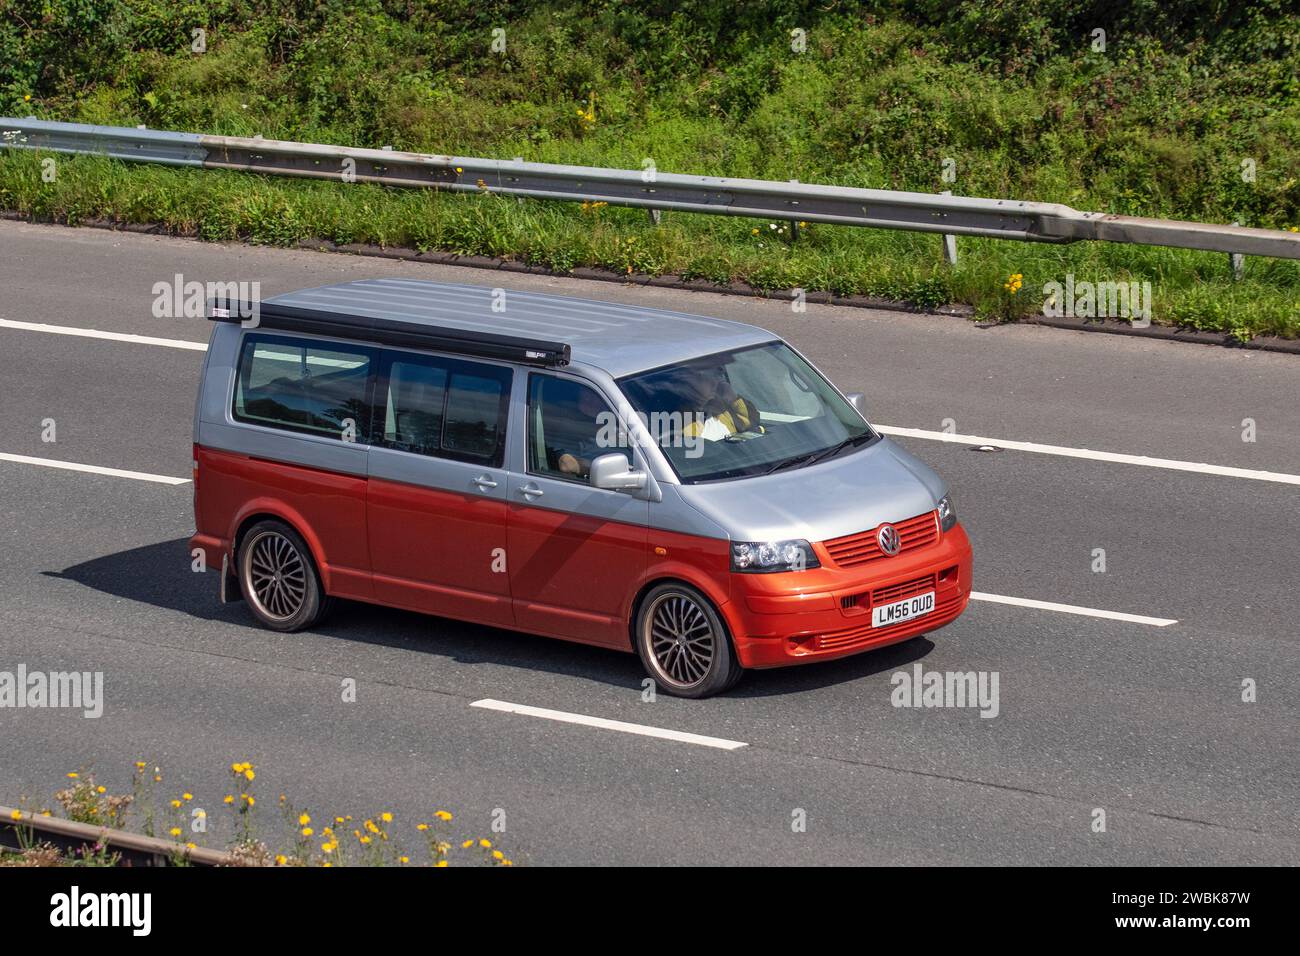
xmin=190 ymin=279 xmax=972 ymax=697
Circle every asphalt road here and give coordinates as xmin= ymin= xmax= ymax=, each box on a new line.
xmin=0 ymin=220 xmax=1296 ymax=866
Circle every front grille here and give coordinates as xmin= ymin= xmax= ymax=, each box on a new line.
xmin=871 ymin=573 xmax=935 ymax=607
xmin=823 ymin=511 xmax=939 ymax=568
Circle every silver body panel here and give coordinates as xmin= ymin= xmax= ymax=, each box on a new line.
xmin=196 ymin=281 xmax=948 ymax=548
xmin=674 ymin=438 xmax=945 ymax=543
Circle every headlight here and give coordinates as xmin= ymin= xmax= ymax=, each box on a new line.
xmin=731 ymin=539 xmax=820 ymax=573
xmin=937 ymin=494 xmax=957 ymax=532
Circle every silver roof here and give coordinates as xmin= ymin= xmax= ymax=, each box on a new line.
xmin=264 ymin=278 xmax=779 ymax=377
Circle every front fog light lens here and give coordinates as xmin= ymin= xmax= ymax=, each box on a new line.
xmin=937 ymin=494 xmax=957 ymax=532
xmin=731 ymin=539 xmax=819 ymax=573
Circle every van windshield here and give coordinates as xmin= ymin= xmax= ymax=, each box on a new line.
xmin=617 ymin=342 xmax=875 ymax=483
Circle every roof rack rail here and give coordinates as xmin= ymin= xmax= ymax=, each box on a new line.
xmin=205 ymin=298 xmax=571 ymax=367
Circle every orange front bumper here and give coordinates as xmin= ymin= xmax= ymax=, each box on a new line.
xmin=720 ymin=523 xmax=973 ymax=668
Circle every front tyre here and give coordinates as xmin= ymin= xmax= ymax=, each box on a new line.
xmin=238 ymin=520 xmax=332 ymax=632
xmin=635 ymin=583 xmax=742 ymax=698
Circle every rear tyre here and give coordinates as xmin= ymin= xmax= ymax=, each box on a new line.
xmin=238 ymin=520 xmax=332 ymax=632
xmin=635 ymin=583 xmax=742 ymax=698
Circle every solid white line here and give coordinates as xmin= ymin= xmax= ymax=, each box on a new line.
xmin=0 ymin=318 xmax=208 ymax=351
xmin=470 ymin=698 xmax=749 ymax=750
xmin=0 ymin=452 xmax=190 ymax=485
xmin=970 ymin=591 xmax=1177 ymax=627
xmin=874 ymin=424 xmax=1300 ymax=486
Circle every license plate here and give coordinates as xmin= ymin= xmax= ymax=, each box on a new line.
xmin=871 ymin=590 xmax=936 ymax=628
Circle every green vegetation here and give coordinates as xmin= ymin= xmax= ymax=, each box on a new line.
xmin=1 ymin=1 xmax=1297 ymax=338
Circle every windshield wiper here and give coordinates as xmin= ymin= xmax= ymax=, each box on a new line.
xmin=759 ymin=451 xmax=820 ymax=475
xmin=805 ymin=432 xmax=872 ymax=466
xmin=770 ymin=433 xmax=871 ymax=474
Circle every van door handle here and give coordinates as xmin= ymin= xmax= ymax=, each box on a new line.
xmin=472 ymin=474 xmax=498 ymax=491
xmin=519 ymin=482 xmax=544 ymax=500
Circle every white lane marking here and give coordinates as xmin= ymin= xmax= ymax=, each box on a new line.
xmin=970 ymin=591 xmax=1177 ymax=627
xmin=470 ymin=698 xmax=749 ymax=750
xmin=0 ymin=318 xmax=208 ymax=351
xmin=874 ymin=425 xmax=1300 ymax=487
xmin=0 ymin=453 xmax=189 ymax=485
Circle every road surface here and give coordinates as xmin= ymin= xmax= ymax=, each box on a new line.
xmin=0 ymin=220 xmax=1295 ymax=865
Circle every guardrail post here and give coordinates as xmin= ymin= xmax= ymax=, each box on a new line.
xmin=647 ymin=208 xmax=661 ymax=225
xmin=788 ymin=180 xmax=801 ymax=242
xmin=941 ymin=190 xmax=958 ymax=265
xmin=1230 ymin=221 xmax=1245 ymax=280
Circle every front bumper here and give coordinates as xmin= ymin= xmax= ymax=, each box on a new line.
xmin=721 ymin=523 xmax=973 ymax=668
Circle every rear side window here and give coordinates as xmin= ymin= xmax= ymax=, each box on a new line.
xmin=382 ymin=358 xmax=448 ymax=455
xmin=233 ymin=334 xmax=374 ymax=441
xmin=443 ymin=367 xmax=510 ymax=460
xmin=376 ymin=351 xmax=512 ymax=466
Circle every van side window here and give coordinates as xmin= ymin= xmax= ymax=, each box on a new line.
xmin=383 ymin=358 xmax=447 ymax=456
xmin=233 ymin=335 xmax=374 ymax=441
xmin=377 ymin=352 xmax=511 ymax=466
xmin=443 ymin=366 xmax=511 ymax=461
xmin=527 ymin=374 xmax=627 ymax=483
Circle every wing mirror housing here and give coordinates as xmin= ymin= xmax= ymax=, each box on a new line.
xmin=589 ymin=453 xmax=647 ymax=491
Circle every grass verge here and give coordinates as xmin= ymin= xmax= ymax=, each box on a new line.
xmin=2 ymin=151 xmax=1297 ymax=340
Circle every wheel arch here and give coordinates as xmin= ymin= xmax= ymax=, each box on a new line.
xmin=231 ymin=507 xmax=331 ymax=594
xmin=627 ymin=575 xmax=735 ymax=652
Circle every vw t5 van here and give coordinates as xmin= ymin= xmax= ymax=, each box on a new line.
xmin=190 ymin=279 xmax=972 ymax=697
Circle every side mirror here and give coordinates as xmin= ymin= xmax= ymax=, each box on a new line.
xmin=844 ymin=392 xmax=867 ymax=415
xmin=589 ymin=453 xmax=647 ymax=491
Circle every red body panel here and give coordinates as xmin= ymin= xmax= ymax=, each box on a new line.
xmin=367 ymin=477 xmax=512 ymax=627
xmin=507 ymin=501 xmax=648 ymax=648
xmin=191 ymin=445 xmax=372 ymax=600
xmin=191 ymin=445 xmax=973 ymax=672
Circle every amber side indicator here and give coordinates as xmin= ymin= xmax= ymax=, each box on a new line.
xmin=653 ymin=546 xmax=668 ymax=556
